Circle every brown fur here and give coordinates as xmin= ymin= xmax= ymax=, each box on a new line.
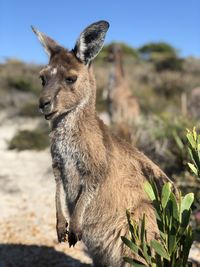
xmin=32 ymin=22 xmax=172 ymax=267
xmin=107 ymin=44 xmax=140 ymax=129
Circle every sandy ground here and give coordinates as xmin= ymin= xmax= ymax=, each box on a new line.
xmin=0 ymin=112 xmax=200 ymax=267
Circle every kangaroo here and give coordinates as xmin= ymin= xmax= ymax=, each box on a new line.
xmin=32 ymin=21 xmax=171 ymax=267
xmin=107 ymin=44 xmax=140 ymax=126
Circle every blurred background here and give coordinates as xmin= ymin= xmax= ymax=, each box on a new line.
xmin=0 ymin=0 xmax=200 ymax=266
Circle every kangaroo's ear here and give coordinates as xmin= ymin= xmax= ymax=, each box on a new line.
xmin=73 ymin=20 xmax=109 ymax=65
xmin=31 ymin=26 xmax=60 ymax=57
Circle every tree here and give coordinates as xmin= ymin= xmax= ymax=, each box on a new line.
xmin=138 ymin=42 xmax=183 ymax=71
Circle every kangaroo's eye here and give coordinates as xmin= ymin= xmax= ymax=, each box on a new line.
xmin=65 ymin=75 xmax=77 ymax=84
xmin=40 ymin=75 xmax=46 ymax=87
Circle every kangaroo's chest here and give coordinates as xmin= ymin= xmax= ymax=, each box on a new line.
xmin=51 ymin=135 xmax=86 ymax=210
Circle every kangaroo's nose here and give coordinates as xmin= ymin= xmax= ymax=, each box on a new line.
xmin=39 ymin=98 xmax=52 ymax=113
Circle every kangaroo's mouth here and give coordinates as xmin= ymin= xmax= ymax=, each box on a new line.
xmin=45 ymin=105 xmax=77 ymax=122
xmin=45 ymin=111 xmax=58 ymax=120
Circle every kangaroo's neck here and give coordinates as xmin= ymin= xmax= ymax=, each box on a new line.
xmin=108 ymin=49 xmax=125 ymax=93
xmin=114 ymin=49 xmax=124 ymax=81
xmin=50 ymin=88 xmax=99 ymax=147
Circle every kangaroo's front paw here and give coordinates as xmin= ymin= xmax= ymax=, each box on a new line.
xmin=68 ymin=231 xmax=78 ymax=247
xmin=56 ymin=218 xmax=68 ymax=243
xmin=68 ymin=222 xmax=82 ymax=247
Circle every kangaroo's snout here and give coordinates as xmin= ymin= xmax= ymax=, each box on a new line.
xmin=39 ymin=97 xmax=52 ymax=114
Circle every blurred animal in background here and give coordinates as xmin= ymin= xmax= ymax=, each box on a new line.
xmin=103 ymin=44 xmax=140 ymax=141
xmin=189 ymin=87 xmax=200 ymax=119
xmin=32 ymin=21 xmax=172 ymax=267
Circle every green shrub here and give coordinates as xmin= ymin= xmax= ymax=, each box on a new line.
xmin=6 ymin=75 xmax=40 ymax=95
xmin=152 ymin=53 xmax=183 ymax=72
xmin=18 ymin=101 xmax=40 ymax=117
xmin=96 ymin=42 xmax=139 ymax=61
xmin=139 ymin=42 xmax=177 ymax=58
xmin=122 ymin=181 xmax=194 ymax=266
xmin=135 ymin=115 xmax=195 ymax=176
xmin=186 ymin=128 xmax=200 ymax=234
xmin=138 ymin=42 xmax=183 ymax=71
xmin=153 ymin=71 xmax=186 ymax=97
xmin=9 ymin=127 xmax=49 ymax=151
xmin=117 ymin=43 xmax=139 ymax=58
xmin=186 ymin=127 xmax=200 ymax=178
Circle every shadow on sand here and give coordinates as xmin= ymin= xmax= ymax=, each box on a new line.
xmin=0 ymin=243 xmax=92 ymax=267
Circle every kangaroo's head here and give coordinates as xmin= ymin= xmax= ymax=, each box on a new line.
xmin=32 ymin=21 xmax=109 ymax=120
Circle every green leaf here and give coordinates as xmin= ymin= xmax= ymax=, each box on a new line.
xmin=197 ymin=135 xmax=200 ymax=171
xmin=150 ymin=179 xmax=160 ymax=201
xmin=151 ymin=240 xmax=170 ymax=260
xmin=170 ymin=192 xmax=179 ymax=221
xmin=174 ymin=258 xmax=183 ymax=267
xmin=154 ymin=253 xmax=162 ymax=267
xmin=189 ymin=146 xmax=200 ymax=172
xmin=186 ymin=131 xmax=196 ymax=149
xmin=121 ymin=236 xmax=139 ymax=254
xmin=173 ymin=131 xmax=184 ymax=150
xmin=188 ymin=148 xmax=197 ymax=167
xmin=188 ymin=163 xmax=198 ymax=175
xmin=141 ymin=214 xmax=146 ymax=246
xmin=168 ymin=233 xmax=176 ymax=255
xmin=161 ymin=182 xmax=172 ymax=208
xmin=186 ymin=128 xmax=200 ymax=175
xmin=126 ymin=210 xmax=135 ymax=241
xmin=142 ymin=242 xmax=152 ymax=264
xmin=144 ymin=182 xmax=156 ymax=201
xmin=131 ymin=219 xmax=140 ymax=241
xmin=123 ymin=257 xmax=147 ymax=266
xmin=180 ymin=193 xmax=194 ymax=215
xmin=159 ymin=230 xmax=167 ymax=241
xmin=193 ymin=127 xmax=197 ymax=141
xmin=181 ymin=210 xmax=191 ymax=229
xmin=183 ymin=227 xmax=193 ymax=266
xmin=179 ymin=193 xmax=194 ymax=229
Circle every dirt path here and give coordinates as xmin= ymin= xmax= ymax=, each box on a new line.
xmin=0 ymin=115 xmax=92 ymax=267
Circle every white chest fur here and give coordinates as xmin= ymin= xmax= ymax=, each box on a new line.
xmin=50 ymin=114 xmax=85 ymax=211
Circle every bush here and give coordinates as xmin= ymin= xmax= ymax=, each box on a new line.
xmin=18 ymin=101 xmax=40 ymax=117
xmin=139 ymin=42 xmax=177 ymax=58
xmin=9 ymin=127 xmax=49 ymax=151
xmin=187 ymin=127 xmax=200 ymax=178
xmin=135 ymin=115 xmax=195 ymax=176
xmin=121 ymin=128 xmax=200 ymax=266
xmin=152 ymin=53 xmax=183 ymax=72
xmin=6 ymin=75 xmax=40 ymax=94
xmin=153 ymin=71 xmax=186 ymax=97
xmin=122 ymin=181 xmax=194 ymax=266
xmin=96 ymin=42 xmax=139 ymax=61
xmin=138 ymin=42 xmax=183 ymax=71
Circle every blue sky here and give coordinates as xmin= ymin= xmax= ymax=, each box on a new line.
xmin=0 ymin=0 xmax=199 ymax=64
